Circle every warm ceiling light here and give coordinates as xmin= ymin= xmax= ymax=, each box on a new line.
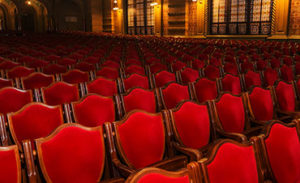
xmin=150 ymin=2 xmax=158 ymax=6
xmin=192 ymin=0 xmax=197 ymax=2
xmin=113 ymin=7 xmax=119 ymax=10
xmin=26 ymin=1 xmax=32 ymax=5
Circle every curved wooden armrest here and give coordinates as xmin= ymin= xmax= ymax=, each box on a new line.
xmin=217 ymin=129 xmax=248 ymax=143
xmin=22 ymin=140 xmax=38 ymax=183
xmin=172 ymin=142 xmax=202 ymax=161
xmin=276 ymin=109 xmax=300 ymax=119
xmin=100 ymin=178 xmax=124 ymax=183
xmin=112 ymin=159 xmax=135 ymax=178
xmin=0 ymin=115 xmax=8 ymax=146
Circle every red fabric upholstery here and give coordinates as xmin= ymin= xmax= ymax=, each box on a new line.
xmin=7 ymin=66 xmax=34 ymax=79
xmin=256 ymin=60 xmax=267 ymax=71
xmin=155 ymin=71 xmax=176 ymax=88
xmin=275 ymin=81 xmax=295 ymax=112
xmin=283 ymin=57 xmax=293 ymax=66
xmin=162 ymin=83 xmax=190 ymax=109
xmin=73 ymin=95 xmax=115 ymax=127
xmin=102 ymin=60 xmax=120 ymax=69
xmin=244 ymin=71 xmax=262 ymax=90
xmin=194 ymin=78 xmax=218 ymax=103
xmin=74 ymin=62 xmax=95 ymax=72
xmin=125 ymin=65 xmax=145 ymax=76
xmin=264 ymin=123 xmax=300 ymax=183
xmin=172 ymin=61 xmax=186 ymax=72
xmin=297 ymin=79 xmax=300 ymax=96
xmin=280 ymin=65 xmax=294 ymax=82
xmin=221 ymin=75 xmax=241 ymax=95
xmin=117 ymin=112 xmax=165 ymax=169
xmin=206 ymin=142 xmax=259 ymax=183
xmin=216 ymin=94 xmax=245 ymax=133
xmin=296 ymin=63 xmax=300 ymax=75
xmin=180 ymin=68 xmax=200 ymax=84
xmin=224 ymin=63 xmax=238 ymax=76
xmin=204 ymin=65 xmax=220 ymax=80
xmin=42 ymin=82 xmax=79 ymax=105
xmin=22 ymin=73 xmax=54 ymax=90
xmin=249 ymin=87 xmax=273 ymax=121
xmin=124 ymin=74 xmax=150 ymax=91
xmin=87 ymin=78 xmax=117 ymax=97
xmin=125 ymin=59 xmax=142 ymax=66
xmin=43 ymin=64 xmax=67 ymax=75
xmin=0 ymin=60 xmax=20 ymax=70
xmin=192 ymin=59 xmax=205 ymax=70
xmin=241 ymin=61 xmax=254 ymax=73
xmin=123 ymin=88 xmax=157 ymax=113
xmin=96 ymin=67 xmax=119 ymax=80
xmin=173 ymin=102 xmax=210 ymax=149
xmin=57 ymin=58 xmax=76 ymax=66
xmin=270 ymin=58 xmax=281 ymax=69
xmin=150 ymin=63 xmax=168 ymax=74
xmin=62 ymin=70 xmax=89 ymax=84
xmin=0 ymin=88 xmax=32 ymax=115
xmin=137 ymin=173 xmax=189 ymax=183
xmin=37 ymin=126 xmax=105 ymax=183
xmin=0 ymin=146 xmax=20 ymax=183
xmin=0 ymin=78 xmax=13 ymax=89
xmin=9 ymin=104 xmax=64 ymax=146
xmin=264 ymin=68 xmax=278 ymax=86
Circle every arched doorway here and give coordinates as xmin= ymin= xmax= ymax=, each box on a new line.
xmin=0 ymin=6 xmax=6 ymax=31
xmin=0 ymin=0 xmax=17 ymax=31
xmin=21 ymin=5 xmax=35 ymax=32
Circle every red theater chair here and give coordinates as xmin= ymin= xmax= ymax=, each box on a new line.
xmin=149 ymin=63 xmax=168 ymax=74
xmin=240 ymin=61 xmax=254 ymax=73
xmin=105 ymin=111 xmax=187 ymax=178
xmin=152 ymin=70 xmax=176 ymax=88
xmin=42 ymin=64 xmax=68 ymax=75
xmin=270 ymin=58 xmax=281 ymax=69
xmin=23 ymin=124 xmax=124 ymax=183
xmin=21 ymin=72 xmax=54 ymax=90
xmin=159 ymin=82 xmax=194 ymax=109
xmin=170 ymin=61 xmax=187 ymax=72
xmin=242 ymin=70 xmax=262 ymax=91
xmin=119 ymin=88 xmax=161 ymax=117
xmin=119 ymin=73 xmax=152 ymax=93
xmin=202 ymin=65 xmax=222 ymax=80
xmin=252 ymin=121 xmax=300 ymax=183
xmin=0 ymin=145 xmax=22 ymax=183
xmin=177 ymin=67 xmax=201 ymax=85
xmin=123 ymin=65 xmax=146 ymax=77
xmin=169 ymin=101 xmax=216 ymax=161
xmin=198 ymin=139 xmax=267 ymax=183
xmin=61 ymin=69 xmax=90 ymax=84
xmin=7 ymin=66 xmax=35 ymax=79
xmin=280 ymin=65 xmax=294 ymax=83
xmin=86 ymin=77 xmax=120 ymax=97
xmin=223 ymin=62 xmax=239 ymax=76
xmin=8 ymin=103 xmax=64 ymax=150
xmin=0 ymin=78 xmax=13 ymax=89
xmin=74 ymin=62 xmax=96 ymax=72
xmin=0 ymin=60 xmax=20 ymax=71
xmin=96 ymin=67 xmax=121 ymax=80
xmin=219 ymin=74 xmax=242 ymax=95
xmin=192 ymin=78 xmax=220 ymax=103
xmin=102 ymin=60 xmax=121 ymax=69
xmin=262 ymin=68 xmax=279 ymax=87
xmin=57 ymin=58 xmax=77 ymax=66
xmin=72 ymin=94 xmax=120 ymax=127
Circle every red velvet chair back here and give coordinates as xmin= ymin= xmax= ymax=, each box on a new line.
xmin=36 ymin=124 xmax=105 ymax=183
xmin=280 ymin=65 xmax=294 ymax=82
xmin=123 ymin=74 xmax=150 ymax=91
xmin=274 ymin=81 xmax=295 ymax=112
xmin=0 ymin=60 xmax=20 ymax=70
xmin=171 ymin=61 xmax=186 ymax=72
xmin=96 ymin=67 xmax=120 ymax=80
xmin=200 ymin=140 xmax=262 ymax=183
xmin=221 ymin=74 xmax=241 ymax=95
xmin=180 ymin=68 xmax=200 ymax=84
xmin=215 ymin=93 xmax=246 ymax=133
xmin=204 ymin=65 xmax=221 ymax=80
xmin=0 ymin=78 xmax=13 ymax=89
xmin=161 ymin=82 xmax=191 ymax=109
xmin=125 ymin=65 xmax=146 ymax=76
xmin=224 ymin=63 xmax=238 ymax=76
xmin=0 ymin=146 xmax=21 ymax=183
xmin=171 ymin=101 xmax=212 ymax=149
xmin=149 ymin=63 xmax=168 ymax=74
xmin=193 ymin=78 xmax=218 ymax=103
xmin=72 ymin=94 xmax=116 ymax=127
xmin=241 ymin=61 xmax=254 ymax=73
xmin=259 ymin=121 xmax=300 ymax=183
xmin=154 ymin=71 xmax=176 ymax=88
xmin=248 ymin=87 xmax=274 ymax=121
xmin=114 ymin=111 xmax=165 ymax=169
xmin=74 ymin=62 xmax=95 ymax=72
xmin=57 ymin=58 xmax=76 ymax=66
xmin=102 ymin=60 xmax=120 ymax=69
xmin=43 ymin=64 xmax=67 ymax=75
xmin=7 ymin=66 xmax=34 ymax=79
xmin=8 ymin=103 xmax=64 ymax=149
xmin=244 ymin=71 xmax=262 ymax=90
xmin=22 ymin=72 xmax=54 ymax=90
xmin=42 ymin=82 xmax=80 ymax=106
xmin=0 ymin=87 xmax=33 ymax=115
xmin=87 ymin=77 xmax=118 ymax=97
xmin=61 ymin=69 xmax=89 ymax=84
xmin=264 ymin=68 xmax=279 ymax=86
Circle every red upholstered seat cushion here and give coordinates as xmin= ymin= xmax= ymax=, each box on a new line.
xmin=102 ymin=60 xmax=120 ymax=69
xmin=7 ymin=66 xmax=34 ymax=79
xmin=74 ymin=62 xmax=95 ymax=72
xmin=180 ymin=68 xmax=200 ymax=84
xmin=172 ymin=61 xmax=186 ymax=72
xmin=0 ymin=146 xmax=21 ymax=183
xmin=0 ymin=78 xmax=13 ymax=89
xmin=96 ymin=67 xmax=119 ymax=80
xmin=116 ymin=112 xmax=165 ymax=169
xmin=194 ymin=78 xmax=218 ymax=103
xmin=22 ymin=73 xmax=54 ymax=90
xmin=150 ymin=63 xmax=168 ymax=74
xmin=162 ymin=83 xmax=190 ymax=109
xmin=206 ymin=142 xmax=259 ymax=183
xmin=37 ymin=126 xmax=105 ymax=183
xmin=73 ymin=95 xmax=115 ymax=127
xmin=9 ymin=104 xmax=64 ymax=147
xmin=42 ymin=82 xmax=79 ymax=105
xmin=43 ymin=64 xmax=67 ymax=75
xmin=249 ymin=87 xmax=274 ymax=121
xmin=123 ymin=88 xmax=157 ymax=113
xmin=192 ymin=59 xmax=205 ymax=70
xmin=124 ymin=74 xmax=150 ymax=91
xmin=125 ymin=65 xmax=145 ymax=76
xmin=0 ymin=88 xmax=32 ymax=115
xmin=0 ymin=60 xmax=20 ymax=70
xmin=256 ymin=60 xmax=267 ymax=71
xmin=241 ymin=61 xmax=254 ymax=73
xmin=270 ymin=58 xmax=281 ymax=69
xmin=155 ymin=71 xmax=176 ymax=88
xmin=216 ymin=94 xmax=245 ymax=133
xmin=244 ymin=71 xmax=262 ymax=90
xmin=221 ymin=75 xmax=241 ymax=95
xmin=87 ymin=78 xmax=117 ymax=97
xmin=280 ymin=65 xmax=294 ymax=82
xmin=173 ymin=102 xmax=210 ymax=149
xmin=275 ymin=81 xmax=295 ymax=112
xmin=224 ymin=63 xmax=238 ymax=76
xmin=204 ymin=65 xmax=220 ymax=80
xmin=264 ymin=123 xmax=300 ymax=183
xmin=137 ymin=173 xmax=189 ymax=183
xmin=264 ymin=68 xmax=278 ymax=86
xmin=57 ymin=58 xmax=76 ymax=66
xmin=62 ymin=70 xmax=89 ymax=84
